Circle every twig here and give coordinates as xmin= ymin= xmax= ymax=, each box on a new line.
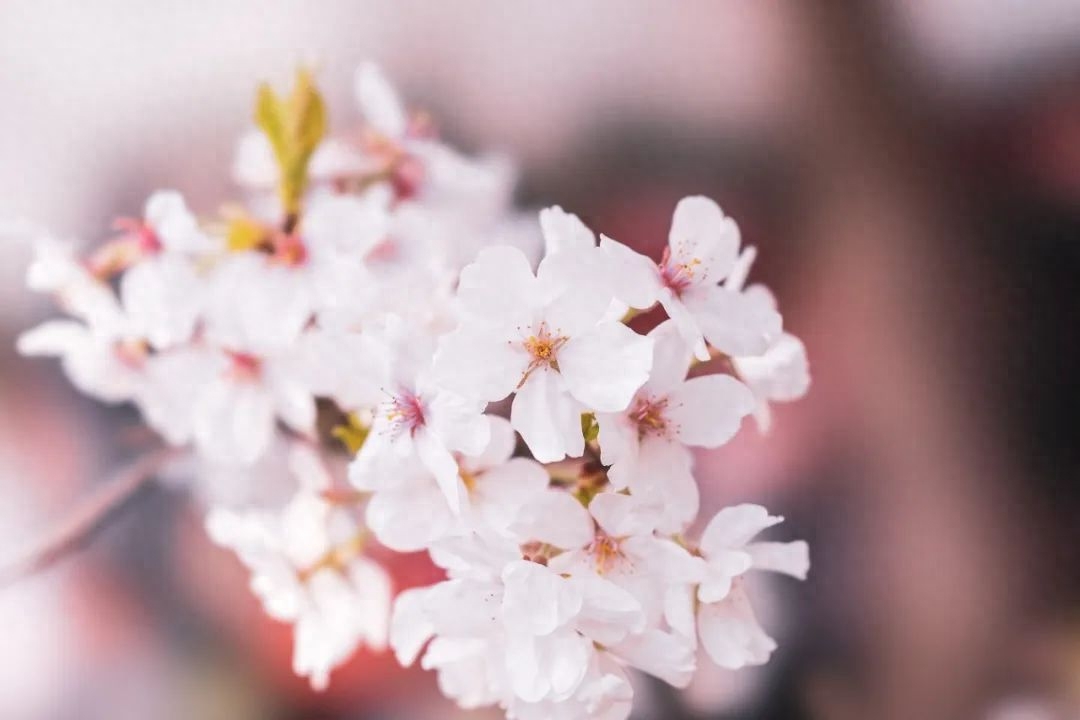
xmin=0 ymin=446 xmax=179 ymax=588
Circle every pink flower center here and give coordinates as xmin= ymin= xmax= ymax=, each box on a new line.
xmin=629 ymin=395 xmax=670 ymax=439
xmin=113 ymin=339 xmax=149 ymax=370
xmin=658 ymin=246 xmax=701 ymax=297
xmin=385 ymin=389 xmax=426 ymax=437
xmin=226 ymin=351 xmax=263 ymax=382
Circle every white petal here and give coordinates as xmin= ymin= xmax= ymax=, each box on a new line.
xmin=366 ymin=484 xmax=454 ymax=552
xmin=433 ymin=325 xmax=527 ymax=402
xmin=667 ymin=374 xmax=755 ymax=448
xmin=354 ymin=62 xmax=408 ymax=138
xmin=463 ymin=415 xmax=517 ymax=471
xmin=643 ymin=320 xmax=693 ymax=394
xmin=588 ymin=492 xmax=661 ymax=538
xmin=512 ymin=488 xmax=594 ymax=549
xmin=747 ymin=540 xmax=809 ymax=580
xmin=389 ymin=587 xmax=435 ymax=666
xmin=455 ymin=245 xmax=538 ymax=328
xmin=193 ymin=379 xmax=275 ymax=465
xmin=511 ymin=370 xmax=584 ymax=463
xmin=698 ymin=585 xmax=777 ymax=669
xmin=595 ymin=411 xmax=639 ymax=487
xmin=144 ymin=190 xmax=210 ymax=253
xmin=428 ymin=391 xmax=491 ymax=457
xmin=735 ymin=332 xmax=811 ymax=403
xmin=559 ymin=322 xmax=653 ymax=412
xmin=121 ymin=257 xmax=203 ymax=349
xmin=599 ymin=235 xmax=662 ymax=310
xmin=539 ymin=206 xmax=596 ymax=255
xmin=700 ymin=504 xmax=782 ymax=556
xmin=575 ymin=575 xmax=646 ymax=645
xmin=623 ymin=437 xmax=698 ymax=534
xmin=16 ymin=320 xmax=87 ymax=357
xmin=415 ymin=431 xmax=466 ymax=514
xmin=471 ymin=458 xmax=549 ymax=533
xmin=502 ymin=560 xmax=582 ymax=636
xmin=612 ymin=629 xmax=696 ymax=688
xmin=657 ymin=288 xmax=709 ymax=362
xmin=688 ymin=284 xmax=782 ymax=358
xmin=537 ymin=249 xmax=615 ymax=337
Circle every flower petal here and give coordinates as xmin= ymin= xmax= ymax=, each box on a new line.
xmin=511 ymin=370 xmax=584 ymax=463
xmin=667 ymin=374 xmax=754 ymax=448
xmin=559 ymin=322 xmax=653 ymax=412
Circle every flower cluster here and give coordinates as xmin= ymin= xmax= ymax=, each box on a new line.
xmin=17 ymin=64 xmax=810 ymax=717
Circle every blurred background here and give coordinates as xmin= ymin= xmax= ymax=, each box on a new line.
xmin=2 ymin=2 xmax=1080 ymax=719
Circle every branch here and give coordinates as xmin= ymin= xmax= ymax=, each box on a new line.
xmin=0 ymin=446 xmax=179 ymax=588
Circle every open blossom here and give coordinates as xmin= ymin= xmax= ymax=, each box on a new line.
xmin=206 ymin=443 xmax=392 ymax=690
xmin=597 ymin=320 xmax=756 ymax=532
xmin=435 ymin=244 xmax=653 ymax=462
xmin=690 ymin=504 xmax=809 ymax=670
xmin=601 ymin=196 xmax=782 ymax=361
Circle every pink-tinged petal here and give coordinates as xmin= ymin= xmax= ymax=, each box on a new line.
xmin=513 ymin=489 xmax=594 ymax=549
xmin=559 ymin=322 xmax=653 ymax=412
xmin=599 ymin=235 xmax=662 ymax=310
xmin=625 ymin=536 xmax=708 ymax=585
xmin=643 ymin=320 xmax=694 ymax=394
xmin=390 ymin=587 xmax=434 ymax=667
xmin=540 ymin=206 xmax=596 ymax=255
xmin=354 ymin=62 xmax=408 ymax=138
xmin=667 ymin=374 xmax=755 ymax=448
xmin=668 ymin=196 xmax=739 ymax=283
xmin=697 ymin=585 xmax=777 ymax=669
xmin=747 ymin=540 xmax=810 ymax=580
xmin=612 ymin=628 xmax=697 ymax=688
xmin=463 ymin=415 xmax=517 ymax=472
xmin=433 ymin=325 xmax=527 ymax=402
xmin=687 ymin=284 xmax=782 ymax=358
xmin=456 ymin=246 xmax=538 ymax=327
xmin=595 ymin=411 xmax=639 ymax=487
xmin=511 ymin=370 xmax=584 ymax=463
xmin=657 ymin=288 xmax=710 ymax=361
xmin=700 ymin=504 xmax=783 ymax=556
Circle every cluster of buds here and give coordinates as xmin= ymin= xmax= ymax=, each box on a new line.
xmin=17 ymin=64 xmax=810 ymax=718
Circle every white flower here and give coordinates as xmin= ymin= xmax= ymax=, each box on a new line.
xmin=596 ymin=321 xmax=755 ymax=532
xmin=722 ymin=250 xmax=810 ymax=432
xmin=547 ymin=492 xmax=703 ymax=687
xmin=116 ymin=191 xmax=214 ymax=350
xmin=692 ymin=504 xmax=808 ymax=670
xmin=601 ymin=196 xmax=782 ymax=361
xmin=206 ymin=443 xmax=391 ymax=691
xmin=435 ymin=245 xmax=653 ymax=462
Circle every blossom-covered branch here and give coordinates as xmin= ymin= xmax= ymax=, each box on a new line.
xmin=16 ymin=64 xmax=810 ymax=719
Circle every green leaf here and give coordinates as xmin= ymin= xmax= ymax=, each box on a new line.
xmin=254 ymin=67 xmax=327 ymax=217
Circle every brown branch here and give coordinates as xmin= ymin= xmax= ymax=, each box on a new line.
xmin=0 ymin=446 xmax=179 ymax=588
